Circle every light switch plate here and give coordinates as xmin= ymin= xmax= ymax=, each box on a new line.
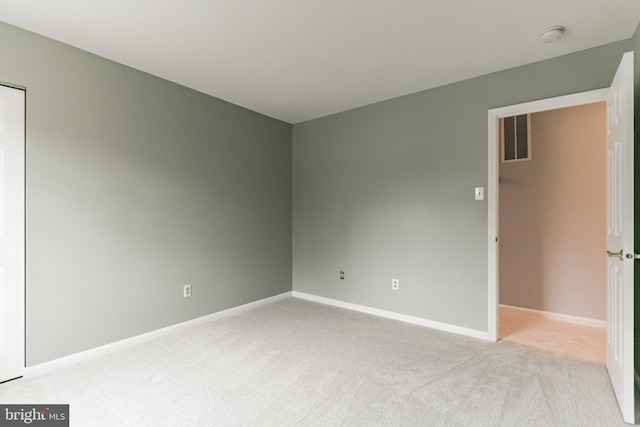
xmin=475 ymin=187 xmax=484 ymax=200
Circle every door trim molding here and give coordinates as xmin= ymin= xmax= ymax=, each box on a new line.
xmin=0 ymin=86 xmax=26 ymax=383
xmin=487 ymin=88 xmax=608 ymax=341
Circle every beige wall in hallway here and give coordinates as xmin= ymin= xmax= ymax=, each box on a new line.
xmin=499 ymin=102 xmax=606 ymax=320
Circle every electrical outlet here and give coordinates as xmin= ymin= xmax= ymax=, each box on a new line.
xmin=183 ymin=284 xmax=192 ymax=298
xmin=392 ymin=279 xmax=399 ymax=290
xmin=339 ymin=270 xmax=345 ymax=280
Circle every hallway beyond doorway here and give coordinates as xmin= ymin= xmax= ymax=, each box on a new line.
xmin=499 ymin=305 xmax=606 ymax=365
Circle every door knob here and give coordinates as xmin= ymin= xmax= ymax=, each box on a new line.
xmin=607 ymin=249 xmax=624 ymax=261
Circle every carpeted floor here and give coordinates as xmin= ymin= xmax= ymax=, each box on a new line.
xmin=0 ymin=297 xmax=628 ymax=426
xmin=499 ymin=305 xmax=606 ymax=365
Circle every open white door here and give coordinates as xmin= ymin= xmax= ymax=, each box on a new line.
xmin=0 ymin=84 xmax=25 ymax=383
xmin=605 ymin=51 xmax=634 ymax=424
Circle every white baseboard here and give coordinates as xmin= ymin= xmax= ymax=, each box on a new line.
xmin=292 ymin=291 xmax=491 ymax=341
xmin=499 ymin=304 xmax=606 ymax=328
xmin=25 ymin=291 xmax=292 ymax=377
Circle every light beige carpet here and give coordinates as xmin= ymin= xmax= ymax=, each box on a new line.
xmin=499 ymin=305 xmax=606 ymax=365
xmin=0 ymin=298 xmax=628 ymax=426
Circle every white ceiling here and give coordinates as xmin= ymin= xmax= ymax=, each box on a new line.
xmin=1 ymin=1 xmax=639 ymax=124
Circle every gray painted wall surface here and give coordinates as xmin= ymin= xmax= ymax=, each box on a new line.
xmin=293 ymin=40 xmax=631 ymax=332
xmin=0 ymin=22 xmax=292 ymax=365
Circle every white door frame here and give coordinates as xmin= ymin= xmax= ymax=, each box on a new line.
xmin=0 ymin=83 xmax=26 ymax=383
xmin=487 ymin=88 xmax=608 ymax=341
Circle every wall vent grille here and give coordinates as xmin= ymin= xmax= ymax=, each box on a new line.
xmin=501 ymin=114 xmax=531 ymax=163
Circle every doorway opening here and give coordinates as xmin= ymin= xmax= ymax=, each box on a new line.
xmin=487 ymin=88 xmax=609 ymax=343
xmin=497 ymin=101 xmax=607 ymax=364
xmin=488 ymin=51 xmax=635 ymax=424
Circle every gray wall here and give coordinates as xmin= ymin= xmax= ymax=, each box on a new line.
xmin=0 ymin=22 xmax=292 ymax=366
xmin=3 ymin=16 xmax=638 ymax=366
xmin=293 ymin=40 xmax=631 ymax=333
xmin=499 ymin=104 xmax=606 ymax=320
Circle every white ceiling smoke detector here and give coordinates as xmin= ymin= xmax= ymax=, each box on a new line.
xmin=539 ymin=26 xmax=566 ymax=43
